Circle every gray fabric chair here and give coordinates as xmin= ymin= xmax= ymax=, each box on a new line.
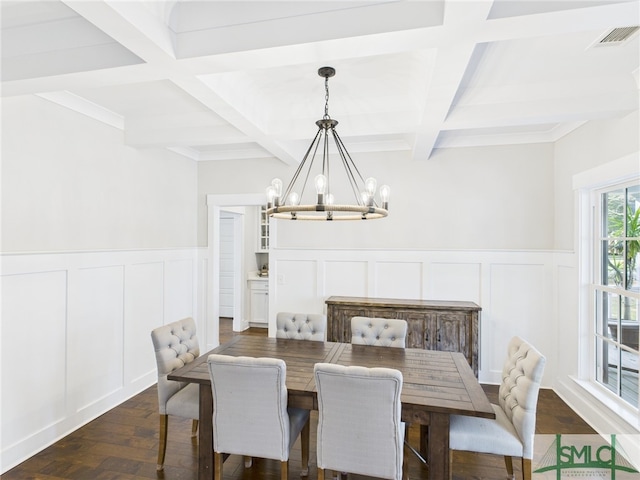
xmin=150 ymin=317 xmax=200 ymax=471
xmin=351 ymin=316 xmax=408 ymax=348
xmin=449 ymin=336 xmax=546 ymax=480
xmin=314 ymin=363 xmax=408 ymax=480
xmin=207 ymin=354 xmax=310 ymax=480
xmin=276 ymin=312 xmax=327 ymax=341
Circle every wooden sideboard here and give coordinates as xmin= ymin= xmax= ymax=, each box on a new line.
xmin=325 ymin=296 xmax=481 ymax=376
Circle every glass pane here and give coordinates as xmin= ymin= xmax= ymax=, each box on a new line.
xmin=597 ymin=338 xmax=619 ymax=395
xmin=621 ymin=366 xmax=638 ymax=408
xmin=605 ymin=240 xmax=625 ymax=286
xmin=604 ymin=189 xmax=625 ymax=237
xmin=599 ymin=291 xmax=620 ymax=341
xmin=626 ymin=186 xmax=640 ymax=291
xmin=619 ymin=295 xmax=639 ymax=353
xmin=626 ymin=239 xmax=640 ymax=292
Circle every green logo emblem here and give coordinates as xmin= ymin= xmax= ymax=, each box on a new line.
xmin=534 ymin=434 xmax=639 ymax=478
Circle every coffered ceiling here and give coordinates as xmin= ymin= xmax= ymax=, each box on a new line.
xmin=2 ymin=0 xmax=638 ymax=164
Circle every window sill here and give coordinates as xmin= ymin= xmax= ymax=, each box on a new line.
xmin=570 ymin=376 xmax=639 ymax=432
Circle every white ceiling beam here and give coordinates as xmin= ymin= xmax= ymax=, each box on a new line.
xmin=36 ymin=91 xmax=124 ymax=130
xmin=170 ymin=76 xmax=298 ymax=165
xmin=444 ymin=92 xmax=638 ymax=130
xmin=412 ymin=0 xmax=495 ymax=160
xmin=124 ymin=124 xmax=248 ymax=148
xmin=478 ymin=1 xmax=640 ymax=44
xmin=60 ymin=0 xmax=176 ymax=64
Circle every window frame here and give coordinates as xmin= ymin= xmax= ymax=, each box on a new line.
xmin=573 ymin=153 xmax=640 ymax=429
xmin=591 ymin=181 xmax=640 ymax=410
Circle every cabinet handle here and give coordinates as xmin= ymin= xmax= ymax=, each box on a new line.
xmin=437 ymin=334 xmax=441 ymax=342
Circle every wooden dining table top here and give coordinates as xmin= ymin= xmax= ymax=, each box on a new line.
xmin=168 ymin=335 xmax=494 ymax=420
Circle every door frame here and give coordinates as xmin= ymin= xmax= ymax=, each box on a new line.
xmin=206 ymin=193 xmax=267 ymax=349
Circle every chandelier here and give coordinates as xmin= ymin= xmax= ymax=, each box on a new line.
xmin=265 ymin=67 xmax=389 ymax=221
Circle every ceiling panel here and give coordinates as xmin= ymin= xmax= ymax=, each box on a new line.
xmin=1 ymin=0 xmax=637 ymax=161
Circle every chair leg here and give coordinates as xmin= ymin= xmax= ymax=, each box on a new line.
xmin=244 ymin=456 xmax=252 ymax=467
xmin=522 ymin=458 xmax=532 ymax=480
xmin=300 ymin=418 xmax=310 ymax=476
xmin=402 ymin=439 xmax=410 ymax=480
xmin=191 ymin=419 xmax=198 ymax=437
xmin=449 ymin=449 xmax=453 ymax=480
xmin=280 ymin=460 xmax=289 ymax=480
xmin=504 ymin=456 xmax=514 ymax=479
xmin=318 ymin=468 xmax=325 ymax=480
xmin=157 ymin=414 xmax=168 ymax=471
xmin=214 ymin=452 xmax=223 ymax=480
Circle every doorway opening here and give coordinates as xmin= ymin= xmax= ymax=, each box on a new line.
xmin=206 ymin=193 xmax=271 ymax=350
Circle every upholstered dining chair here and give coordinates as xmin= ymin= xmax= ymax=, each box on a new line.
xmin=150 ymin=317 xmax=200 ymax=471
xmin=314 ymin=363 xmax=408 ymax=480
xmin=351 ymin=316 xmax=408 ymax=348
xmin=449 ymin=336 xmax=546 ymax=480
xmin=276 ymin=312 xmax=326 ymax=341
xmin=207 ymin=354 xmax=310 ymax=480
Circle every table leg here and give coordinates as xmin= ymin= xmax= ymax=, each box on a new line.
xmin=427 ymin=412 xmax=450 ymax=480
xmin=198 ymin=384 xmax=213 ymax=480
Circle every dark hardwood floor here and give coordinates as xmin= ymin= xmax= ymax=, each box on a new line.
xmin=2 ymin=319 xmax=595 ymax=480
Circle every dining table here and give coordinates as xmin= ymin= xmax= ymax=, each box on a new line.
xmin=167 ymin=335 xmax=495 ymax=480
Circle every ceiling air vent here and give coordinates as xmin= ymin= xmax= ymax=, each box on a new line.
xmin=596 ymin=26 xmax=639 ymax=45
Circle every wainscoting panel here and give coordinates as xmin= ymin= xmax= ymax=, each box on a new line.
xmin=164 ymin=259 xmax=195 ymax=325
xmin=374 ymin=261 xmax=423 ymax=299
xmin=274 ymin=260 xmax=319 ymax=314
xmin=0 ymin=248 xmax=199 ymax=474
xmin=487 ymin=262 xmax=551 ymax=381
xmin=324 ymin=260 xmax=368 ymax=298
xmin=428 ymin=262 xmax=482 ymax=304
xmin=125 ymin=262 xmax=165 ymax=384
xmin=1 ymin=270 xmax=68 ymax=452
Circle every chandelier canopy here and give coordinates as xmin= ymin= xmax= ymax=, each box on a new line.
xmin=266 ymin=67 xmax=389 ymax=221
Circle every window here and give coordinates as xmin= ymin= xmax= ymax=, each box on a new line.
xmin=594 ymin=183 xmax=640 ymax=408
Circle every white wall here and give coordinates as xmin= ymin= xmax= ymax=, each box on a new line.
xmin=1 ymin=95 xmax=197 ymax=252
xmin=1 ymin=96 xmax=200 ymax=473
xmin=198 ymin=143 xmax=555 ymax=250
xmin=553 ymin=111 xmax=640 ymax=251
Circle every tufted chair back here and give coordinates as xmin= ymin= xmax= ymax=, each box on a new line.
xmin=314 ymin=363 xmax=406 ymax=480
xmin=498 ymin=336 xmax=546 ymax=459
xmin=351 ymin=317 xmax=407 ymax=348
xmin=207 ymin=354 xmax=310 ymax=479
xmin=150 ymin=317 xmax=200 ymax=414
xmin=276 ymin=312 xmax=326 ymax=341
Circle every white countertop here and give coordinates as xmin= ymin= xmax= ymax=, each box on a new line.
xmin=248 ymin=271 xmax=268 ymax=281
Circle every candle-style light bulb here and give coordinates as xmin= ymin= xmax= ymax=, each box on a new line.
xmin=365 ymin=177 xmax=377 ymax=197
xmin=271 ymin=178 xmax=283 ymax=197
xmin=315 ymin=174 xmax=327 ymax=204
xmin=379 ymin=184 xmax=390 ymax=210
xmin=271 ymin=178 xmax=283 ymax=206
xmin=266 ymin=186 xmax=276 ymax=208
xmin=315 ymin=174 xmax=327 ymax=194
xmin=288 ymin=192 xmax=300 ymax=206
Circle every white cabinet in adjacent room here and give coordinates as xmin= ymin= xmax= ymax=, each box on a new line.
xmin=248 ymin=276 xmax=268 ymax=326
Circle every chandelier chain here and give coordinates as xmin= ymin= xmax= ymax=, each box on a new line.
xmin=324 ymin=75 xmax=330 ymax=120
